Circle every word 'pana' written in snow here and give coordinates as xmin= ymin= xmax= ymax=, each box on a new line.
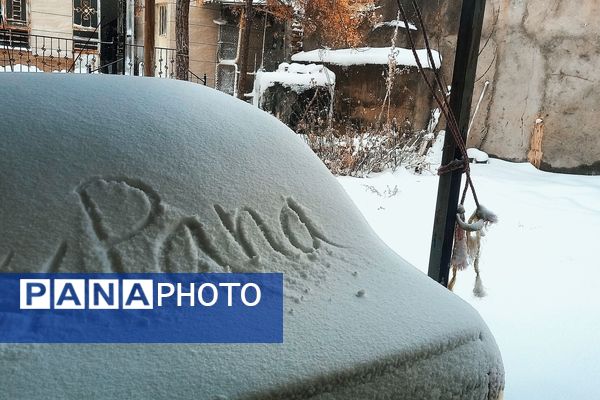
xmin=73 ymin=177 xmax=342 ymax=272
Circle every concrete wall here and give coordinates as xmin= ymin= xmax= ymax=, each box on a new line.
xmin=325 ymin=64 xmax=437 ymax=131
xmin=468 ymin=0 xmax=600 ymax=173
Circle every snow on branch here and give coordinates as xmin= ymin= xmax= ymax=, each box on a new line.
xmin=373 ymin=20 xmax=417 ymax=31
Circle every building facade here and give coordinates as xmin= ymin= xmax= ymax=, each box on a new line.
xmin=1 ymin=0 xmax=288 ymax=96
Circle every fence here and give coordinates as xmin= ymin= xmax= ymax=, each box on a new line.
xmin=0 ymin=29 xmax=98 ymax=73
xmin=1 ymin=29 xmax=208 ymax=85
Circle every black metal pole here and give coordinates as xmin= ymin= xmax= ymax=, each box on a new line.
xmin=428 ymin=0 xmax=487 ymax=285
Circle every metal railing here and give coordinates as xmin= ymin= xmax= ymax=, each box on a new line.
xmin=1 ymin=29 xmax=210 ymax=86
xmin=1 ymin=29 xmax=100 ymax=73
xmin=124 ymin=43 xmax=176 ymax=78
xmin=188 ymin=69 xmax=207 ymax=85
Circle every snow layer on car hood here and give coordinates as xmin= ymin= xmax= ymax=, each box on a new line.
xmin=0 ymin=74 xmax=503 ymax=399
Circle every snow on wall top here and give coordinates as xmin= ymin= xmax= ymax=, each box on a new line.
xmin=252 ymin=63 xmax=335 ymax=107
xmin=292 ymin=46 xmax=442 ymax=69
xmin=0 ymin=74 xmax=502 ymax=399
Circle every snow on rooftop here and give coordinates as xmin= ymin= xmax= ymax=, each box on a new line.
xmin=373 ymin=20 xmax=418 ymax=30
xmin=252 ymin=62 xmax=335 ymax=107
xmin=291 ymin=46 xmax=442 ymax=69
xmin=204 ymin=0 xmax=267 ymax=4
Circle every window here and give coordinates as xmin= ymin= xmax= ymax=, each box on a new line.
xmin=158 ymin=5 xmax=167 ymax=37
xmin=216 ymin=64 xmax=236 ymax=96
xmin=217 ymin=23 xmax=238 ymax=61
xmin=73 ymin=0 xmax=99 ymax=53
xmin=0 ymin=28 xmax=29 ymax=48
xmin=4 ymin=0 xmax=28 ymax=24
xmin=73 ymin=0 xmax=98 ymax=29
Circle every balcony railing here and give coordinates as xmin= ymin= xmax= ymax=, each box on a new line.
xmin=0 ymin=29 xmax=99 ymax=73
xmin=1 ymin=29 xmax=210 ymax=86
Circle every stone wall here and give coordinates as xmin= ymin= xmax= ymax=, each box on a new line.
xmin=469 ymin=0 xmax=600 ymax=173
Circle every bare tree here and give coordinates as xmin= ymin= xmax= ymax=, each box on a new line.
xmin=237 ymin=0 xmax=254 ymax=99
xmin=144 ymin=0 xmax=156 ymax=77
xmin=176 ymin=0 xmax=191 ymax=80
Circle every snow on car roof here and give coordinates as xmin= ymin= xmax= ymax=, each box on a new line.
xmin=0 ymin=74 xmax=502 ymax=399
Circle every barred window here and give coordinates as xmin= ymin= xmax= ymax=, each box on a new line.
xmin=5 ymin=0 xmax=28 ymax=24
xmin=73 ymin=0 xmax=99 ymax=29
xmin=158 ymin=5 xmax=167 ymax=37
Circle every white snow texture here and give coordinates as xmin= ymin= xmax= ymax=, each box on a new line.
xmin=0 ymin=74 xmax=502 ymax=399
xmin=252 ymin=63 xmax=335 ymax=107
xmin=291 ymin=47 xmax=442 ymax=69
xmin=467 ymin=148 xmax=490 ymax=163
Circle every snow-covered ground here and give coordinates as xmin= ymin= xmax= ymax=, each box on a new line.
xmin=338 ymin=159 xmax=600 ymax=399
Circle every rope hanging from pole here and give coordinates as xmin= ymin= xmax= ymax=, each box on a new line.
xmin=397 ymin=0 xmax=480 ymax=209
xmin=397 ymin=0 xmax=497 ymax=295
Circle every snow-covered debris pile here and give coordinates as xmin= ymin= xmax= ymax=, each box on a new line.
xmin=291 ymin=46 xmax=441 ymax=68
xmin=467 ymin=148 xmax=490 ymax=163
xmin=252 ymin=62 xmax=335 ymax=107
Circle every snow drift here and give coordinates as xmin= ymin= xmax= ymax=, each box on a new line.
xmin=0 ymin=74 xmax=502 ymax=399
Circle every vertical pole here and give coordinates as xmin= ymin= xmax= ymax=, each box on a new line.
xmin=428 ymin=0 xmax=487 ymax=285
xmin=237 ymin=0 xmax=254 ymax=99
xmin=175 ymin=0 xmax=190 ymax=80
xmin=144 ymin=0 xmax=155 ymax=77
xmin=118 ymin=0 xmax=127 ymax=74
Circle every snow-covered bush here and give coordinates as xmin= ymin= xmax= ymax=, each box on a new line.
xmin=298 ymin=110 xmax=442 ymax=176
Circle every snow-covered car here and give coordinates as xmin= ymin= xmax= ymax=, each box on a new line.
xmin=0 ymin=74 xmax=504 ymax=399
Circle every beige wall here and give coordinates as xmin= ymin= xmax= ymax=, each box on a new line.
xmin=188 ymin=2 xmax=219 ymax=87
xmin=29 ymin=0 xmax=73 ymax=38
xmin=467 ymin=0 xmax=600 ymax=173
xmin=136 ymin=0 xmax=219 ymax=85
xmin=1 ymin=0 xmax=90 ymax=71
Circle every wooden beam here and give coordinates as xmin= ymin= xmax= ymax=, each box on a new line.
xmin=144 ymin=0 xmax=156 ymax=77
xmin=428 ymin=0 xmax=487 ymax=285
